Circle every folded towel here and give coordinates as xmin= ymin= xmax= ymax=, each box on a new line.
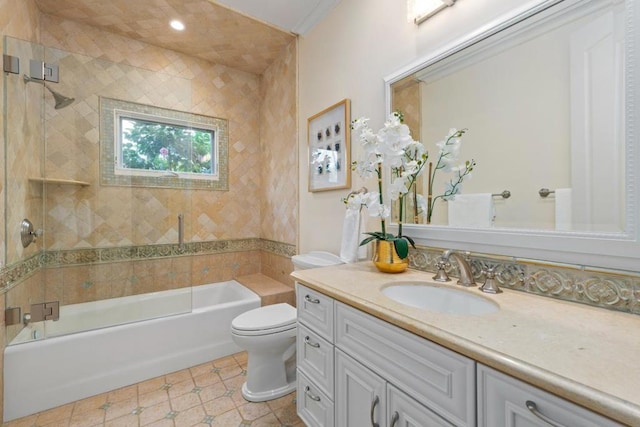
xmin=447 ymin=193 xmax=494 ymax=228
xmin=555 ymin=188 xmax=572 ymax=231
xmin=340 ymin=205 xmax=366 ymax=263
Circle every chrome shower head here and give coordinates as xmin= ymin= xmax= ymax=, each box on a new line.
xmin=23 ymin=74 xmax=75 ymax=110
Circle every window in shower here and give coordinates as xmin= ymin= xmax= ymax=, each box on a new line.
xmin=100 ymin=97 xmax=229 ymax=190
xmin=116 ymin=111 xmax=218 ymax=179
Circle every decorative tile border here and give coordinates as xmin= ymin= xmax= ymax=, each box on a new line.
xmin=0 ymin=238 xmax=296 ymax=294
xmin=409 ymin=246 xmax=640 ymax=315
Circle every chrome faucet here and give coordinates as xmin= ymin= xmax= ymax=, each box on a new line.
xmin=438 ymin=250 xmax=476 ymax=287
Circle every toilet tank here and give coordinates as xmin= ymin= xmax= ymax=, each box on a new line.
xmin=291 ymin=251 xmax=344 ymax=270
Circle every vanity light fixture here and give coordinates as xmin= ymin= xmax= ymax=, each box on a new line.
xmin=170 ymin=20 xmax=185 ymax=31
xmin=411 ymin=0 xmax=456 ymax=25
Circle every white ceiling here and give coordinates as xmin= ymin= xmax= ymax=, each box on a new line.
xmin=212 ymin=0 xmax=342 ymax=35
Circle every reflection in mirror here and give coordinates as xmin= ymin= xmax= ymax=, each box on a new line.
xmin=392 ymin=0 xmax=625 ymax=233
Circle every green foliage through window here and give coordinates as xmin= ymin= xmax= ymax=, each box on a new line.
xmin=118 ymin=115 xmax=216 ymax=176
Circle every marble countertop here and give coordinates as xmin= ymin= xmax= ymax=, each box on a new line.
xmin=291 ymin=262 xmax=640 ymax=426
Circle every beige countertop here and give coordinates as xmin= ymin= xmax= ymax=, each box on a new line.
xmin=291 ymin=262 xmax=640 ymax=426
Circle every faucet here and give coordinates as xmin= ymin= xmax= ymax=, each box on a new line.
xmin=439 ymin=250 xmax=476 ymax=287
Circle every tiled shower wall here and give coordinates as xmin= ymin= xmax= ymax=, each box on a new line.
xmin=40 ymin=13 xmax=263 ymax=248
xmin=260 ymin=40 xmax=298 ymax=246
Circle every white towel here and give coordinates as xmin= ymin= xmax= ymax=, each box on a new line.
xmin=555 ymin=188 xmax=572 ymax=231
xmin=447 ymin=193 xmax=494 ymax=228
xmin=340 ymin=207 xmax=367 ymax=263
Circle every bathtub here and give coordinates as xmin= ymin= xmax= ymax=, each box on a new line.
xmin=4 ymin=280 xmax=261 ymax=422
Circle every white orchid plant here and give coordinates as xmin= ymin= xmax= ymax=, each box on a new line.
xmin=348 ymin=111 xmax=474 ymax=259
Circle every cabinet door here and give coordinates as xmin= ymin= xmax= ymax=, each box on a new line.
xmin=387 ymin=384 xmax=455 ymax=427
xmin=478 ymin=364 xmax=623 ymax=427
xmin=336 ymin=349 xmax=386 ymax=427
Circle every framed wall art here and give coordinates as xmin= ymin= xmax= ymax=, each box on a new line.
xmin=307 ymin=99 xmax=351 ymax=192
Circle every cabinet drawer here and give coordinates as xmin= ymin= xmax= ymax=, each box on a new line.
xmin=297 ymin=370 xmax=334 ymax=427
xmin=335 ymin=302 xmax=475 ymax=427
xmin=297 ymin=323 xmax=334 ymax=398
xmin=296 ymin=283 xmax=334 ymax=341
xmin=477 ymin=364 xmax=623 ymax=427
xmin=388 ymin=383 xmax=455 ymax=427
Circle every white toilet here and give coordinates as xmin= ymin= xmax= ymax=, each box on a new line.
xmin=230 ymin=251 xmax=343 ymax=402
xmin=231 ymin=303 xmax=297 ymax=402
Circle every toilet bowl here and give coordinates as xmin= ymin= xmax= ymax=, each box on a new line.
xmin=231 ymin=303 xmax=297 ymax=402
xmin=230 ymin=254 xmax=343 ymax=402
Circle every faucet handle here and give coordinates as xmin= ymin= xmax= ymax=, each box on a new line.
xmin=479 ymin=267 xmax=502 ymax=294
xmin=432 ymin=259 xmax=451 ymax=282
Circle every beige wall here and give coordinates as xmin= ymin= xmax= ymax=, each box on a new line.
xmin=297 ymin=0 xmax=532 ymax=254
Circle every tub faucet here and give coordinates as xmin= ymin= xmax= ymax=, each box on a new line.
xmin=440 ymin=250 xmax=476 ymax=287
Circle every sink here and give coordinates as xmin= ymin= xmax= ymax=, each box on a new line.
xmin=381 ymin=282 xmax=499 ymax=315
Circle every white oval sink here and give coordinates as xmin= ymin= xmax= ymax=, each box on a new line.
xmin=381 ymin=282 xmax=499 ymax=315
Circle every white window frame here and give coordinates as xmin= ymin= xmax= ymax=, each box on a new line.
xmin=114 ymin=109 xmax=219 ymax=181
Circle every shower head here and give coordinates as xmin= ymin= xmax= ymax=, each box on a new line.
xmin=23 ymin=74 xmax=75 ymax=110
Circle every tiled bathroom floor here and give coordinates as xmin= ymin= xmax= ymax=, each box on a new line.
xmin=5 ymin=352 xmax=303 ymax=427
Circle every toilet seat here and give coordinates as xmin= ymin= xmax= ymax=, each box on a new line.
xmin=231 ymin=303 xmax=296 ymax=336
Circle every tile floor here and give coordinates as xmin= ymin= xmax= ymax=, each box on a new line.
xmin=5 ymin=352 xmax=303 ymax=427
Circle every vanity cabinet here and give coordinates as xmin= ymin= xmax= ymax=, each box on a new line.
xmin=296 ymin=283 xmax=473 ymax=427
xmin=296 ymin=282 xmax=622 ymax=427
xmin=477 ymin=364 xmax=623 ymax=427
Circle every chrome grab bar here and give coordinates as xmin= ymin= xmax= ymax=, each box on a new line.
xmin=178 ymin=213 xmax=184 ymax=250
xmin=370 ymin=395 xmax=380 ymax=427
xmin=304 ymin=336 xmax=320 ymax=348
xmin=526 ymin=400 xmax=568 ymax=427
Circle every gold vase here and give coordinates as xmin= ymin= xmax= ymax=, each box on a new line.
xmin=372 ymin=240 xmax=409 ymax=273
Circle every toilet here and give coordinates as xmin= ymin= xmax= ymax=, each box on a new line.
xmin=230 ymin=251 xmax=343 ymax=402
xmin=231 ymin=303 xmax=297 ymax=402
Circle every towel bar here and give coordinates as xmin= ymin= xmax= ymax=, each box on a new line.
xmin=492 ymin=190 xmax=511 ymax=199
xmin=539 ymin=188 xmax=555 ymax=198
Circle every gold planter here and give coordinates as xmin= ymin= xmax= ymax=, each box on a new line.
xmin=372 ymin=240 xmax=408 ymax=273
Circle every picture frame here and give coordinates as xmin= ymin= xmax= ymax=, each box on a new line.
xmin=307 ymin=99 xmax=351 ymax=192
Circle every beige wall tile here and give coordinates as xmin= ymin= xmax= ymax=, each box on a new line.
xmin=260 ymin=40 xmax=298 ymax=246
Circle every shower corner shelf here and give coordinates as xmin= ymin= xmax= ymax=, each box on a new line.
xmin=29 ymin=177 xmax=90 ymax=187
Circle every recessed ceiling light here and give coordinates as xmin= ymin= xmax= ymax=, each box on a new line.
xmin=170 ymin=20 xmax=185 ymax=31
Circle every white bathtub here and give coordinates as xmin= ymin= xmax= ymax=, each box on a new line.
xmin=4 ymin=280 xmax=261 ymax=422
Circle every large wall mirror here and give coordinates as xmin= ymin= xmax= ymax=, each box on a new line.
xmin=385 ymin=0 xmax=640 ymax=271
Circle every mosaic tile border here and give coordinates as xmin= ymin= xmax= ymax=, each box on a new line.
xmin=409 ymin=246 xmax=640 ymax=315
xmin=0 ymin=238 xmax=296 ymax=293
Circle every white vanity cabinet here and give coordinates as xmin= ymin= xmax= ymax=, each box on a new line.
xmin=477 ymin=365 xmax=623 ymax=427
xmin=296 ymin=282 xmax=624 ymax=427
xmin=296 ymin=283 xmax=474 ymax=427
